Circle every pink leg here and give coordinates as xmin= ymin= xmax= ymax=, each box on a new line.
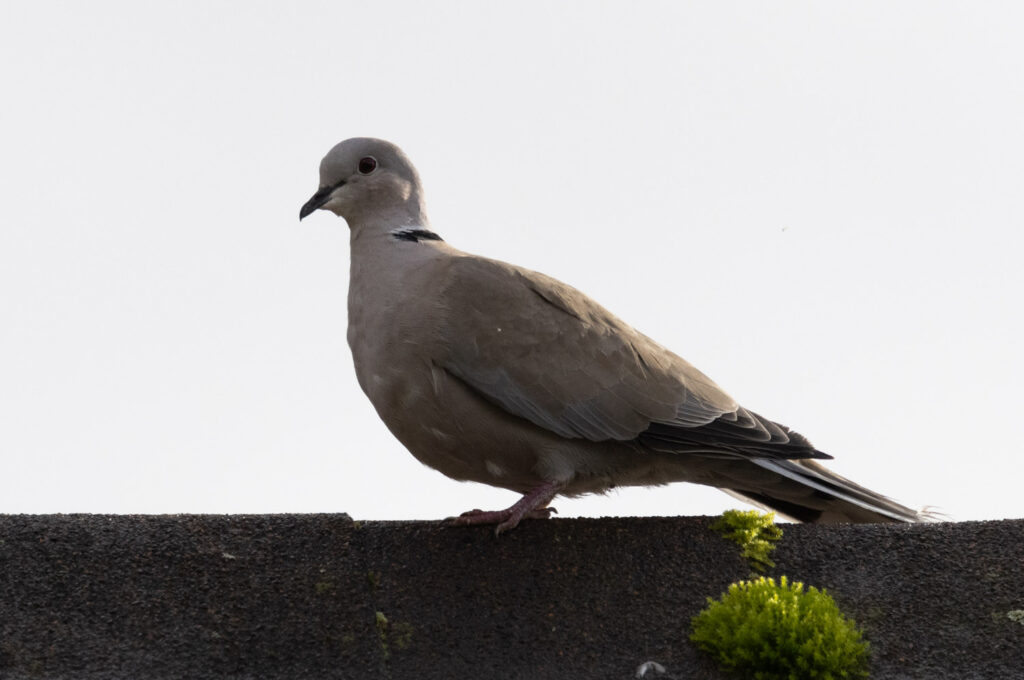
xmin=450 ymin=481 xmax=565 ymax=535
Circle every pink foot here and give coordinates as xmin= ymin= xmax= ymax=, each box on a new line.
xmin=453 ymin=506 xmax=558 ymax=534
xmin=449 ymin=481 xmax=564 ymax=535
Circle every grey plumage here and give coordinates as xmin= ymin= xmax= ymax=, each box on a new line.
xmin=300 ymin=137 xmax=925 ymax=533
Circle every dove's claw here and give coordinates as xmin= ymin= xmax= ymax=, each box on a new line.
xmin=449 ymin=481 xmax=563 ymax=535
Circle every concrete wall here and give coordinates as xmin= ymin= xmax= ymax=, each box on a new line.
xmin=1 ymin=515 xmax=1022 ymax=679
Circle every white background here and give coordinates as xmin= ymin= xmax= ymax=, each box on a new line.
xmin=2 ymin=2 xmax=1021 ymax=521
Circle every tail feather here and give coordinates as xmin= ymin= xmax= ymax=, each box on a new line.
xmin=725 ymin=458 xmax=927 ymax=523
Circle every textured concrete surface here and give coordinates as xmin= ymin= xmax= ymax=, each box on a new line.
xmin=1 ymin=514 xmax=1022 ymax=679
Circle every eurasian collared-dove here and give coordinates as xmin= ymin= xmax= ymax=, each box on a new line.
xmin=300 ymin=137 xmax=923 ymax=533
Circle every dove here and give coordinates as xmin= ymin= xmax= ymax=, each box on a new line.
xmin=300 ymin=137 xmax=924 ymax=533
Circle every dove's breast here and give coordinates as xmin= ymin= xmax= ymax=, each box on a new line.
xmin=344 ymin=236 xmax=548 ymax=490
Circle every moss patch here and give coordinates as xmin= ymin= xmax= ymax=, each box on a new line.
xmin=375 ymin=611 xmax=390 ymax=659
xmin=366 ymin=570 xmax=381 ymax=592
xmin=374 ymin=611 xmax=413 ymax=660
xmin=711 ymin=509 xmax=783 ymax=573
xmin=692 ymin=575 xmax=869 ymax=679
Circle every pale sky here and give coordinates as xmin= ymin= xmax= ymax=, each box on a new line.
xmin=2 ymin=2 xmax=1021 ymax=522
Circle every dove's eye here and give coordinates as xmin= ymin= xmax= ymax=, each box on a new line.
xmin=358 ymin=157 xmax=378 ymax=174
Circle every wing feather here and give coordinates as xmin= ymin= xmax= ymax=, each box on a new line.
xmin=436 ymin=255 xmax=827 ymax=461
xmin=437 ymin=256 xmax=734 ymax=439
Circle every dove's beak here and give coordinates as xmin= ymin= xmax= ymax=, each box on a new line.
xmin=299 ymin=182 xmax=343 ymax=220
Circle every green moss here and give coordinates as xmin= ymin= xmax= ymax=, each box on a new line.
xmin=374 ymin=610 xmax=414 ymax=659
xmin=691 ymin=575 xmax=869 ymax=680
xmin=367 ymin=570 xmax=382 ymax=592
xmin=1007 ymin=610 xmax=1024 ymax=626
xmin=391 ymin=621 xmax=414 ymax=649
xmin=375 ymin=611 xmax=390 ymax=659
xmin=712 ymin=509 xmax=783 ymax=573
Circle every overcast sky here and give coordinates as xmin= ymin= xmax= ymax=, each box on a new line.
xmin=2 ymin=2 xmax=1021 ymax=522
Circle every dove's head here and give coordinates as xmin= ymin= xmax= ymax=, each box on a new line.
xmin=299 ymin=137 xmax=428 ymax=231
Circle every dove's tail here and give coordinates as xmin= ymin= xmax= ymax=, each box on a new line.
xmin=724 ymin=458 xmax=933 ymax=523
